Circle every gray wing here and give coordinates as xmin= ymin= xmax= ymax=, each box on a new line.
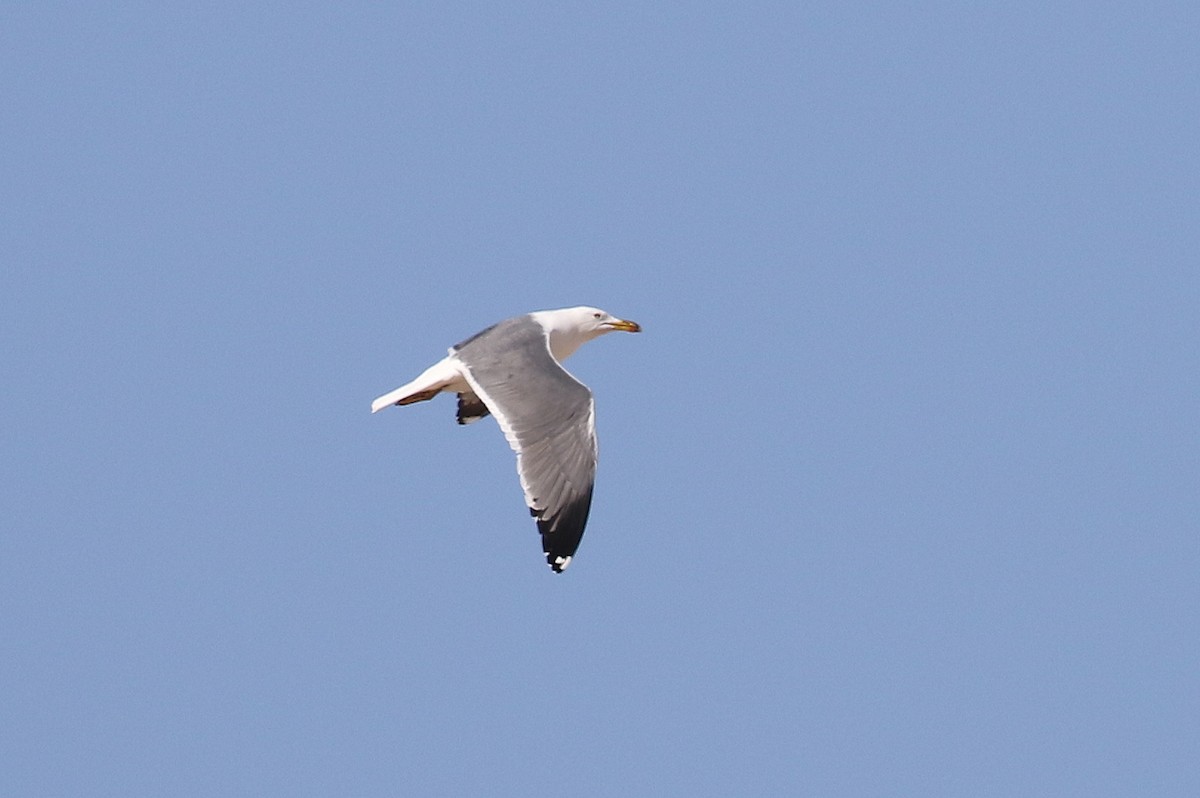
xmin=452 ymin=317 xmax=597 ymax=572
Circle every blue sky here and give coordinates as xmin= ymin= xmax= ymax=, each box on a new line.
xmin=3 ymin=3 xmax=1198 ymax=795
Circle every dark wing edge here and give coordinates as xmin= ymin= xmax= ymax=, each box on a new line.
xmin=534 ymin=483 xmax=595 ymax=572
xmin=456 ymin=392 xmax=491 ymax=425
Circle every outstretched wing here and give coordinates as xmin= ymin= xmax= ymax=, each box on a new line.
xmin=452 ymin=317 xmax=598 ymax=572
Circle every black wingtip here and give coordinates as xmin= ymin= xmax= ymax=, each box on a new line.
xmin=455 ymin=392 xmax=490 ymax=425
xmin=533 ymin=486 xmax=594 ymax=573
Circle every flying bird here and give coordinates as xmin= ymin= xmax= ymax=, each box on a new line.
xmin=371 ymin=306 xmax=642 ymax=572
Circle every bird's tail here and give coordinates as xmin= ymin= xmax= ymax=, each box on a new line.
xmin=371 ymin=357 xmax=464 ymax=413
xmin=371 ymin=384 xmax=427 ymax=413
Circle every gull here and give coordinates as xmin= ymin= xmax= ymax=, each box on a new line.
xmin=372 ymin=307 xmax=641 ymax=572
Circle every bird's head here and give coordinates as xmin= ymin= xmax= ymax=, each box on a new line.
xmin=534 ymin=306 xmax=641 ymax=362
xmin=571 ymin=306 xmax=642 ymax=337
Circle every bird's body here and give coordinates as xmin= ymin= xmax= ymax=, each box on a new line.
xmin=371 ymin=306 xmax=641 ymax=572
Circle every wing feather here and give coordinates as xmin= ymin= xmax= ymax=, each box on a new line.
xmin=452 ymin=317 xmax=598 ymax=571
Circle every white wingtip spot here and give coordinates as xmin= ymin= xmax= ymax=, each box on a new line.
xmin=553 ymin=555 xmax=572 ymax=571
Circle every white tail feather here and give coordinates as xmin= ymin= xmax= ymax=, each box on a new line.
xmin=370 ymin=384 xmax=416 ymax=413
xmin=370 ymin=356 xmax=468 ymax=413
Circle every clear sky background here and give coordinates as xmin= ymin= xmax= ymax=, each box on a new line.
xmin=3 ymin=3 xmax=1197 ymax=796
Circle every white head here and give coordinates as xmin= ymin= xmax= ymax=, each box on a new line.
xmin=531 ymin=306 xmax=641 ymax=362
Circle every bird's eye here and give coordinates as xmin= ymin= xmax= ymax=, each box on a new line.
xmin=593 ymin=312 xmax=602 ymax=319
